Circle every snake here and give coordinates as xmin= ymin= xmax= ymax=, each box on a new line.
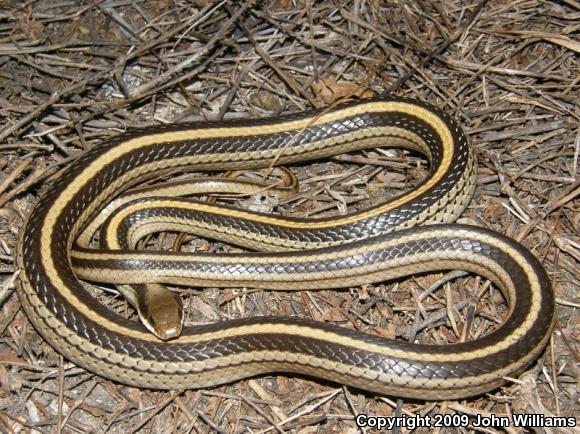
xmin=16 ymin=97 xmax=554 ymax=400
xmin=73 ymin=168 xmax=300 ymax=340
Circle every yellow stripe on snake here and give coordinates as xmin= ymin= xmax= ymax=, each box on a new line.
xmin=16 ymin=98 xmax=554 ymax=399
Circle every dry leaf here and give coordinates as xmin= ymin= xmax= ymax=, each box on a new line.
xmin=0 ymin=348 xmax=24 ymax=364
xmin=312 ymin=78 xmax=373 ymax=104
xmin=320 ymin=307 xmax=347 ymax=322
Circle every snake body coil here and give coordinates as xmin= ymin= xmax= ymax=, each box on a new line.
xmin=16 ymin=98 xmax=554 ymax=399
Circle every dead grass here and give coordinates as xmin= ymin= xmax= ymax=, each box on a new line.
xmin=0 ymin=1 xmax=578 ymax=433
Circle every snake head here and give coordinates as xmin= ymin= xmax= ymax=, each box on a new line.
xmin=136 ymin=283 xmax=184 ymax=340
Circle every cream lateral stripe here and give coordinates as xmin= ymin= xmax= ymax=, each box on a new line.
xmin=91 ymin=348 xmax=537 ymax=388
xmin=76 ymin=227 xmax=450 ymax=262
xmin=77 ymin=172 xmax=300 ymax=248
xmin=40 ymin=102 xmax=451 ymax=342
xmin=43 ymin=117 xmax=450 ymax=337
xmin=73 ymin=227 xmax=510 ymax=267
xmin=70 ymin=126 xmax=431 ymax=250
xmin=19 ymin=96 xmax=553 ymax=397
xmin=68 ymin=229 xmax=542 ymax=362
xmin=25 ymin=285 xmax=539 ymax=372
xmin=135 ymin=341 xmax=544 ymax=386
xmin=72 ymin=259 xmax=518 ymax=312
xmin=22 ymin=277 xmax=546 ymax=391
xmin=21 ymin=272 xmax=532 ymax=363
xmin=54 ymin=101 xmax=445 ymax=231
xmin=98 ymin=127 xmax=436 ymax=244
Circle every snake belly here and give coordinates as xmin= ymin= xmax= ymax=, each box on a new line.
xmin=16 ymin=97 xmax=554 ymax=399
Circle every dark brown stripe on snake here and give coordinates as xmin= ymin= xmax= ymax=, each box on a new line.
xmin=17 ymin=97 xmax=554 ymax=398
